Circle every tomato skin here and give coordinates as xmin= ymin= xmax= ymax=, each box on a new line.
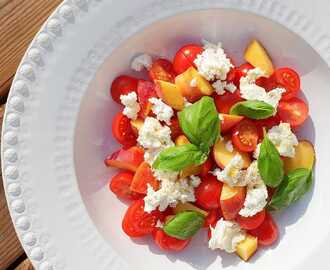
xmin=232 ymin=119 xmax=259 ymax=152
xmin=199 ymin=159 xmax=214 ymax=177
xmin=277 ymin=97 xmax=309 ymax=128
xmin=149 ymin=58 xmax=176 ymax=83
xmin=214 ymin=92 xmax=244 ymax=114
xmin=110 ymin=171 xmax=142 ymax=200
xmin=249 ymin=212 xmax=279 ymax=246
xmin=111 ymin=75 xmax=138 ymax=104
xmin=130 ymin=162 xmax=159 ymax=194
xmin=152 ymin=229 xmax=190 ymax=251
xmin=254 ymin=115 xmax=281 ymax=130
xmin=112 ymin=112 xmax=137 ymax=148
xmin=267 ymin=68 xmax=300 ymax=100
xmin=204 ymin=209 xmax=221 ymax=228
xmin=195 ymin=175 xmax=223 ymax=210
xmin=173 ymin=44 xmax=203 ymax=74
xmin=137 ymin=80 xmax=157 ymax=119
xmin=236 ymin=209 xmax=266 ymax=230
xmin=122 ymin=200 xmax=161 ymax=237
xmin=169 ymin=118 xmax=183 ymax=140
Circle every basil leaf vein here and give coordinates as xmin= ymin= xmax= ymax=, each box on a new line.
xmin=230 ymin=100 xmax=275 ymax=119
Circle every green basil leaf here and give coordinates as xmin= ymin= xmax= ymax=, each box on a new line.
xmin=268 ymin=168 xmax=313 ymax=211
xmin=163 ymin=211 xmax=205 ymax=240
xmin=230 ymin=100 xmax=275 ymax=119
xmin=178 ymin=96 xmax=220 ymax=152
xmin=258 ymin=136 xmax=284 ymax=187
xmin=152 ymin=144 xmax=208 ymax=172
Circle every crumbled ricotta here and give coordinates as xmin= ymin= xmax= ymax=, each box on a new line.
xmin=208 ymin=218 xmax=246 ymax=253
xmin=190 ymin=78 xmax=198 ymax=87
xmin=213 ymin=154 xmax=247 ymax=186
xmin=267 ymin=123 xmax=298 ymax=157
xmin=137 ymin=117 xmax=174 ymax=149
xmin=225 ymin=140 xmax=234 ymax=152
xmin=194 ymin=42 xmax=233 ymax=81
xmin=131 ymin=53 xmax=152 ymax=71
xmin=190 ymin=175 xmax=201 ymax=188
xmin=149 ymin=98 xmax=174 ymax=125
xmin=212 ymin=80 xmax=226 ymax=95
xmin=225 ymin=82 xmax=237 ymax=93
xmin=253 ymin=143 xmax=261 ymax=159
xmin=156 ymin=220 xmax=164 ymax=228
xmin=120 ymin=92 xmax=140 ymax=120
xmin=240 ymin=68 xmax=285 ymax=110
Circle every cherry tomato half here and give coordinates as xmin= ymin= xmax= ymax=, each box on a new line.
xmin=214 ymin=92 xmax=243 ymax=114
xmin=236 ymin=209 xmax=266 ymax=230
xmin=267 ymin=68 xmax=300 ymax=100
xmin=277 ymin=97 xmax=309 ymax=128
xmin=249 ymin=212 xmax=279 ymax=246
xmin=173 ymin=44 xmax=203 ymax=74
xmin=110 ymin=75 xmax=138 ymax=104
xmin=195 ymin=174 xmax=223 ymax=210
xmin=152 ymin=228 xmax=190 ymax=251
xmin=169 ymin=118 xmax=183 ymax=140
xmin=122 ymin=200 xmax=161 ymax=237
xmin=199 ymin=158 xmax=214 ymax=177
xmin=204 ymin=209 xmax=222 ymax=228
xmin=232 ymin=119 xmax=259 ymax=152
xmin=110 ymin=171 xmax=142 ymax=200
xmin=149 ymin=58 xmax=176 ymax=83
xmin=112 ymin=112 xmax=137 ymax=148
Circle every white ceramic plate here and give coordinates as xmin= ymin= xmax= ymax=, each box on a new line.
xmin=3 ymin=0 xmax=330 ymax=269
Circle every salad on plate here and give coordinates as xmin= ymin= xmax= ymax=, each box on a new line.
xmin=105 ymin=39 xmax=315 ymax=262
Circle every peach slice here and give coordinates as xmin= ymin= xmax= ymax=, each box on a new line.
xmin=236 ymin=234 xmax=258 ymax=261
xmin=220 ymin=184 xmax=246 ymax=220
xmin=213 ymin=137 xmax=251 ymax=169
xmin=220 ymin=114 xmax=244 ymax=134
xmin=104 ymin=146 xmax=144 ymax=172
xmin=155 ymin=80 xmax=184 ymax=110
xmin=244 ymin=39 xmax=274 ymax=76
xmin=175 ymin=67 xmax=213 ymax=102
xmin=130 ymin=119 xmax=144 ymax=136
xmin=130 ymin=162 xmax=159 ymax=194
xmin=283 ymin=140 xmax=315 ymax=174
xmin=175 ymin=135 xmax=190 ymax=146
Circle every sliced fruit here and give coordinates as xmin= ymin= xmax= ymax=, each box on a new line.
xmin=152 ymin=228 xmax=190 ymax=251
xmin=278 ymin=97 xmax=309 ymax=128
xmin=173 ymin=44 xmax=203 ymax=74
xmin=112 ymin=112 xmax=137 ymax=148
xmin=175 ymin=135 xmax=190 ymax=146
xmin=109 ymin=171 xmax=143 ymax=200
xmin=137 ymin=80 xmax=157 ymax=119
xmin=180 ymin=165 xmax=202 ymax=179
xmin=232 ymin=119 xmax=259 ymax=152
xmin=199 ymin=158 xmax=214 ymax=177
xmin=204 ymin=209 xmax=221 ymax=228
xmin=155 ymin=80 xmax=184 ymax=110
xmin=175 ymin=67 xmax=213 ymax=102
xmin=173 ymin=202 xmax=208 ymax=217
xmin=213 ymin=137 xmax=251 ymax=169
xmin=149 ymin=58 xmax=176 ymax=83
xmin=169 ymin=118 xmax=183 ymax=140
xmin=110 ymin=75 xmax=138 ymax=104
xmin=236 ymin=209 xmax=266 ymax=230
xmin=130 ymin=119 xmax=144 ymax=136
xmin=236 ymin=234 xmax=258 ymax=261
xmin=220 ymin=114 xmax=244 ymax=134
xmin=105 ymin=146 xmax=144 ymax=172
xmin=220 ymin=184 xmax=246 ymax=220
xmin=283 ymin=140 xmax=315 ymax=174
xmin=244 ymin=39 xmax=274 ymax=76
xmin=214 ymin=92 xmax=243 ymax=114
xmin=130 ymin=162 xmax=159 ymax=194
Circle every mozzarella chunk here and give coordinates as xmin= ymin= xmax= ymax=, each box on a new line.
xmin=131 ymin=53 xmax=152 ymax=71
xmin=120 ymin=92 xmax=140 ymax=120
xmin=208 ymin=218 xmax=246 ymax=253
xmin=149 ymin=97 xmax=174 ymax=125
xmin=194 ymin=42 xmax=233 ymax=81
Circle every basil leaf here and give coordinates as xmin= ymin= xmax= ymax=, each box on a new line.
xmin=178 ymin=96 xmax=220 ymax=152
xmin=230 ymin=100 xmax=275 ymax=119
xmin=258 ymin=136 xmax=284 ymax=187
xmin=163 ymin=211 xmax=205 ymax=240
xmin=268 ymin=168 xmax=313 ymax=211
xmin=152 ymin=144 xmax=208 ymax=172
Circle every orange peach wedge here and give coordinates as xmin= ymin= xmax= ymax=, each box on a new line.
xmin=155 ymin=80 xmax=184 ymax=110
xmin=220 ymin=184 xmax=246 ymax=220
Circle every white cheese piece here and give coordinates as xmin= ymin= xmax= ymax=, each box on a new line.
xmin=137 ymin=117 xmax=174 ymax=149
xmin=149 ymin=97 xmax=174 ymax=125
xmin=212 ymin=80 xmax=226 ymax=95
xmin=120 ymin=92 xmax=140 ymax=120
xmin=131 ymin=53 xmax=152 ymax=71
xmin=190 ymin=175 xmax=201 ymax=188
xmin=208 ymin=218 xmax=246 ymax=253
xmin=194 ymin=42 xmax=233 ymax=81
xmin=213 ymin=154 xmax=247 ymax=186
xmin=267 ymin=122 xmax=299 ymax=157
xmin=225 ymin=82 xmax=237 ymax=93
xmin=225 ymin=140 xmax=234 ymax=153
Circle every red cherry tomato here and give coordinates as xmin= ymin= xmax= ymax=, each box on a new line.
xmin=173 ymin=44 xmax=203 ymax=74
xmin=232 ymin=119 xmax=259 ymax=152
xmin=214 ymin=92 xmax=243 ymax=114
xmin=122 ymin=200 xmax=161 ymax=237
xmin=169 ymin=118 xmax=183 ymax=140
xmin=277 ymin=97 xmax=309 ymax=127
xmin=249 ymin=212 xmax=279 ymax=246
xmin=110 ymin=75 xmax=138 ymax=104
xmin=109 ymin=171 xmax=142 ymax=200
xmin=267 ymin=68 xmax=300 ymax=100
xmin=152 ymin=228 xmax=190 ymax=251
xmin=236 ymin=209 xmax=266 ymax=230
xmin=254 ymin=115 xmax=281 ymax=130
xmin=195 ymin=175 xmax=223 ymax=210
xmin=112 ymin=112 xmax=137 ymax=148
xmin=137 ymin=80 xmax=157 ymax=119
xmin=199 ymin=158 xmax=214 ymax=177
xmin=149 ymin=58 xmax=176 ymax=83
xmin=204 ymin=209 xmax=221 ymax=228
